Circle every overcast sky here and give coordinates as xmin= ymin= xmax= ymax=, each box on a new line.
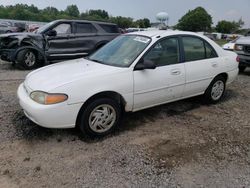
xmin=1 ymin=0 xmax=250 ymax=27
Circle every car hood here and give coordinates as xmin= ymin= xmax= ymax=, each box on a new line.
xmin=236 ymin=37 xmax=250 ymax=45
xmin=223 ymin=42 xmax=235 ymax=50
xmin=0 ymin=32 xmax=41 ymax=38
xmin=25 ymin=58 xmax=124 ymax=92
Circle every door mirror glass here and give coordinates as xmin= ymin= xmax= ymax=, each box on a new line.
xmin=134 ymin=59 xmax=156 ymax=70
xmin=46 ymin=29 xmax=57 ymax=37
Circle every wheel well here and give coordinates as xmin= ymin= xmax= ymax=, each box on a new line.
xmin=216 ymin=73 xmax=228 ymax=82
xmin=75 ymin=91 xmax=126 ymax=126
xmin=15 ymin=45 xmax=45 ymax=63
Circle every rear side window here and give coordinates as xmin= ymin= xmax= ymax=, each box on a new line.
xmin=182 ymin=37 xmax=205 ymax=61
xmin=99 ymin=24 xmax=119 ymax=33
xmin=75 ymin=23 xmax=97 ymax=33
xmin=205 ymin=42 xmax=217 ymax=58
xmin=182 ymin=36 xmax=217 ymax=62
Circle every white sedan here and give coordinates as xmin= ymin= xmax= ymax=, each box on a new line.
xmin=17 ymin=30 xmax=239 ymax=137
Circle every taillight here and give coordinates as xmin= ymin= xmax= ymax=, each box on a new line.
xmin=236 ymin=56 xmax=240 ymax=62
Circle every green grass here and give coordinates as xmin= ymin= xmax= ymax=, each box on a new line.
xmin=215 ymin=39 xmax=227 ymax=46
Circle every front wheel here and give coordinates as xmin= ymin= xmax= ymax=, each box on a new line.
xmin=78 ymin=98 xmax=121 ymax=137
xmin=16 ymin=49 xmax=38 ymax=70
xmin=204 ymin=76 xmax=226 ymax=104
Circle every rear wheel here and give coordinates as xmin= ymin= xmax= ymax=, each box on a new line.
xmin=204 ymin=76 xmax=226 ymax=104
xmin=16 ymin=49 xmax=38 ymax=70
xmin=78 ymin=98 xmax=121 ymax=137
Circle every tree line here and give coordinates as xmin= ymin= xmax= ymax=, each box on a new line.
xmin=175 ymin=7 xmax=245 ymax=34
xmin=0 ymin=4 xmax=151 ymax=29
xmin=0 ymin=4 xmax=246 ymax=33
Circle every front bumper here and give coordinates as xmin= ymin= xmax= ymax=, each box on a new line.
xmin=0 ymin=49 xmax=15 ymax=62
xmin=17 ymin=83 xmax=83 ymax=129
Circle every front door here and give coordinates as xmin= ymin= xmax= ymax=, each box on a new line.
xmin=46 ymin=22 xmax=75 ymax=60
xmin=133 ymin=37 xmax=186 ymax=111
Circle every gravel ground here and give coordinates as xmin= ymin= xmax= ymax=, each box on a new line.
xmin=0 ymin=60 xmax=250 ymax=188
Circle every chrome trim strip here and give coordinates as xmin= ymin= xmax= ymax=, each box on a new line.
xmin=185 ymin=76 xmax=213 ymax=84
xmin=49 ymin=53 xmax=88 ymax=57
xmin=134 ymin=76 xmax=213 ymax=95
xmin=134 ymin=83 xmax=184 ymax=95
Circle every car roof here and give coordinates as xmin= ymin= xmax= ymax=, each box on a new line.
xmin=55 ymin=19 xmax=117 ymax=26
xmin=126 ymin=29 xmax=204 ymax=39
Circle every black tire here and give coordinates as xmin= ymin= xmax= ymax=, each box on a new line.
xmin=203 ymin=76 xmax=226 ymax=104
xmin=239 ymin=65 xmax=246 ymax=73
xmin=79 ymin=98 xmax=121 ymax=137
xmin=16 ymin=49 xmax=38 ymax=70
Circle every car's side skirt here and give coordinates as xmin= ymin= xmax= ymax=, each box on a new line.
xmin=132 ymin=91 xmax=205 ymax=112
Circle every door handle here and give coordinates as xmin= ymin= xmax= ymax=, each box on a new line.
xmin=171 ymin=69 xmax=181 ymax=75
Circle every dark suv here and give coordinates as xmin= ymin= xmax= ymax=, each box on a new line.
xmin=0 ymin=19 xmax=120 ymax=69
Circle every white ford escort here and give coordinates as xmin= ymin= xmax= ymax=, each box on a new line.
xmin=17 ymin=30 xmax=239 ymax=137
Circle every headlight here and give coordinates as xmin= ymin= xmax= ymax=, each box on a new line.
xmin=30 ymin=91 xmax=68 ymax=105
xmin=234 ymin=44 xmax=243 ymax=51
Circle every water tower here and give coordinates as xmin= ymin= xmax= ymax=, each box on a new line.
xmin=156 ymin=12 xmax=169 ymax=27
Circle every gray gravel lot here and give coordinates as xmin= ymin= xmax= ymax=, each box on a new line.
xmin=0 ymin=60 xmax=250 ymax=188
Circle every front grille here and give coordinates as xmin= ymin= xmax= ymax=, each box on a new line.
xmin=244 ymin=45 xmax=250 ymax=54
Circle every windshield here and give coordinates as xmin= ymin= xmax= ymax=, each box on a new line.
xmin=35 ymin=21 xmax=56 ymax=34
xmin=88 ymin=35 xmax=151 ymax=67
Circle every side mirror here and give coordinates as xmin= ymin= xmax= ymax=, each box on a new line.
xmin=134 ymin=59 xmax=156 ymax=71
xmin=46 ymin=29 xmax=57 ymax=37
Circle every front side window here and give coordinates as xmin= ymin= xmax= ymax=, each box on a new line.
xmin=182 ymin=36 xmax=206 ymax=62
xmin=144 ymin=37 xmax=180 ymax=66
xmin=76 ymin=23 xmax=97 ymax=33
xmin=88 ymin=35 xmax=151 ymax=67
xmin=53 ymin=23 xmax=71 ymax=34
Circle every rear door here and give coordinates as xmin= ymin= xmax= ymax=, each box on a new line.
xmin=181 ymin=36 xmax=220 ymax=97
xmin=133 ymin=36 xmax=186 ymax=110
xmin=72 ymin=22 xmax=98 ymax=55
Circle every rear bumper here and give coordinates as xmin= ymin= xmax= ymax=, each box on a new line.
xmin=227 ymin=68 xmax=239 ymax=84
xmin=17 ymin=83 xmax=83 ymax=129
